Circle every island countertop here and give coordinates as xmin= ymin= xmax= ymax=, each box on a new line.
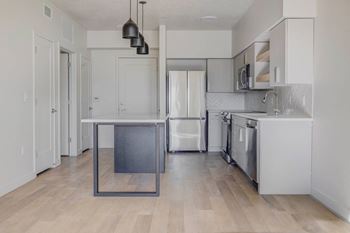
xmin=81 ymin=113 xmax=168 ymax=124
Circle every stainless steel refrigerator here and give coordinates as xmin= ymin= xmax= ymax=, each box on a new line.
xmin=168 ymin=71 xmax=207 ymax=152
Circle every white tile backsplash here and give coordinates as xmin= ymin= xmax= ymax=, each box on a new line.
xmin=206 ymin=93 xmax=245 ymax=111
xmin=244 ymin=91 xmax=268 ymax=112
xmin=244 ymin=84 xmax=313 ymax=116
xmin=276 ymin=84 xmax=313 ymax=116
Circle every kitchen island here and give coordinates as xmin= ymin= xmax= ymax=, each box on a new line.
xmin=81 ymin=113 xmax=168 ymax=197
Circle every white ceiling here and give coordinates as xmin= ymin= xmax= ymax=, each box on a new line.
xmin=51 ymin=0 xmax=255 ymax=30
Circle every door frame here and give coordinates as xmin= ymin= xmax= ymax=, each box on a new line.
xmin=116 ymin=56 xmax=159 ymax=114
xmin=80 ymin=56 xmax=92 ymax=151
xmin=59 ymin=51 xmax=72 ymax=156
xmin=32 ymin=32 xmax=56 ymax=173
xmin=59 ymin=48 xmax=79 ymax=157
xmin=33 ymin=31 xmax=82 ymax=173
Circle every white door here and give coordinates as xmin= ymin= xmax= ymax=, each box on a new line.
xmin=81 ymin=59 xmax=92 ymax=151
xmin=118 ymin=58 xmax=158 ymax=114
xmin=34 ymin=35 xmax=55 ymax=174
xmin=60 ymin=53 xmax=70 ymax=156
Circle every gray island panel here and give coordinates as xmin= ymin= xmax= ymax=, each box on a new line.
xmin=114 ymin=125 xmax=165 ymax=173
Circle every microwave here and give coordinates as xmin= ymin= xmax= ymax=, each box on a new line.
xmin=237 ymin=64 xmax=250 ymax=91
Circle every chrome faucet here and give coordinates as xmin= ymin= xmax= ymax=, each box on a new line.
xmin=262 ymin=90 xmax=280 ymax=116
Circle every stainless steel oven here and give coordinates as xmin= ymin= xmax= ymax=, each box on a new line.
xmin=237 ymin=64 xmax=250 ymax=91
xmin=220 ymin=112 xmax=232 ymax=164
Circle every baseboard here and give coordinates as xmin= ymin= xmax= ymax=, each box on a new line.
xmin=312 ymin=188 xmax=350 ymax=222
xmin=0 ymin=172 xmax=36 ymax=198
xmin=208 ymin=146 xmax=222 ymax=152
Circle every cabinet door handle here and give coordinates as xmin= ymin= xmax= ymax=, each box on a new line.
xmin=245 ymin=128 xmax=249 ymax=151
xmin=239 ymin=128 xmax=243 ymax=142
xmin=274 ymin=66 xmax=280 ymax=83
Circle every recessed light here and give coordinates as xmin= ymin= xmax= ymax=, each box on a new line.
xmin=200 ymin=16 xmax=217 ymax=21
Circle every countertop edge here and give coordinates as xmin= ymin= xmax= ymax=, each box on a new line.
xmin=232 ymin=113 xmax=314 ymax=122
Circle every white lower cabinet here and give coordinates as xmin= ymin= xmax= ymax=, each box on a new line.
xmin=208 ymin=111 xmax=222 ymax=152
xmin=232 ymin=115 xmax=312 ymax=194
xmin=257 ymin=120 xmax=312 ymax=194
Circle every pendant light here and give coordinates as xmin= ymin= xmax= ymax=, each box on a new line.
xmin=122 ymin=0 xmax=139 ymax=39
xmin=130 ymin=0 xmax=145 ymax=47
xmin=137 ymin=1 xmax=149 ymax=55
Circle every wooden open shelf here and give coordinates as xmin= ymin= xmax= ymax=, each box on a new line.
xmin=256 ymin=50 xmax=270 ymax=62
xmin=256 ymin=73 xmax=270 ymax=82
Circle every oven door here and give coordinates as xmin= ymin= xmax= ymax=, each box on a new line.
xmin=221 ymin=119 xmax=228 ymax=153
xmin=221 ymin=118 xmax=231 ymax=155
xmin=238 ymin=64 xmax=250 ymax=90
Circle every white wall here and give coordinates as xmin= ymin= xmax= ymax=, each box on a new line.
xmin=312 ymin=0 xmax=350 ymax=221
xmin=232 ymin=0 xmax=316 ymax=56
xmin=158 ymin=25 xmax=167 ymax=116
xmin=91 ymin=49 xmax=159 ymax=148
xmin=0 ymin=0 xmax=88 ymax=197
xmin=167 ymin=30 xmax=232 ymax=58
xmin=283 ymin=0 xmax=317 ymax=18
xmin=87 ymin=30 xmax=159 ymax=49
xmin=233 ymin=0 xmax=283 ymax=56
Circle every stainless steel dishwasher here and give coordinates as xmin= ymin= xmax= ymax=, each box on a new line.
xmin=232 ymin=117 xmax=257 ymax=182
xmin=245 ymin=119 xmax=257 ymax=182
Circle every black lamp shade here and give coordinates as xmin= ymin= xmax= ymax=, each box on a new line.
xmin=122 ymin=19 xmax=139 ymax=39
xmin=130 ymin=33 xmax=144 ymax=47
xmin=137 ymin=42 xmax=149 ymax=55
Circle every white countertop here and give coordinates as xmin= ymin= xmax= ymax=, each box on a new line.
xmin=232 ymin=113 xmax=313 ymax=121
xmin=81 ymin=113 xmax=168 ymax=124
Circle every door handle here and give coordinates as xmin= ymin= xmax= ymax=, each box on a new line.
xmin=51 ymin=108 xmax=57 ymax=114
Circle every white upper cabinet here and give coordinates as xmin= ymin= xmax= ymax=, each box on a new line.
xmin=207 ymin=59 xmax=234 ymax=93
xmin=270 ymin=19 xmax=314 ymax=86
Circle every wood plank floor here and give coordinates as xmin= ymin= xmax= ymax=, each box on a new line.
xmin=0 ymin=151 xmax=349 ymax=233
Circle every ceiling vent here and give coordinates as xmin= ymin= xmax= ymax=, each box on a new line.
xmin=43 ymin=5 xmax=52 ymax=19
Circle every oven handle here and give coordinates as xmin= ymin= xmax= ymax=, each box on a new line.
xmin=239 ymin=68 xmax=246 ymax=88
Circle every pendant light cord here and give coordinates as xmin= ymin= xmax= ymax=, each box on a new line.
xmin=136 ymin=0 xmax=138 ymax=25
xmin=141 ymin=3 xmax=144 ymax=34
xmin=129 ymin=0 xmax=132 ymax=18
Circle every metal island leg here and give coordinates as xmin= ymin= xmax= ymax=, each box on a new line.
xmin=93 ymin=123 xmax=161 ymax=197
